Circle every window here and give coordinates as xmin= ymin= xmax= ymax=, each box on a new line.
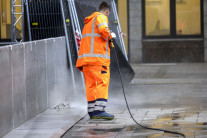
xmin=176 ymin=0 xmax=201 ymax=35
xmin=143 ymin=0 xmax=203 ymax=38
xmin=0 ymin=0 xmax=11 ymax=40
xmin=145 ymin=0 xmax=170 ymax=36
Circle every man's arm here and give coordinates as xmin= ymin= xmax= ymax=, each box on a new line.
xmin=96 ymin=15 xmax=112 ymax=41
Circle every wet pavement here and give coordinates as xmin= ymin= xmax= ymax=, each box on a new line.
xmin=62 ymin=63 xmax=207 ymax=138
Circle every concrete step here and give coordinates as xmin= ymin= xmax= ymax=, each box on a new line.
xmin=3 ymin=106 xmax=87 ymax=138
xmin=133 ymin=78 xmax=206 ymax=85
xmin=131 ymin=63 xmax=207 ymax=79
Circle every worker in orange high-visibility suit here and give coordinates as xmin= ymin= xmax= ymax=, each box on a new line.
xmin=76 ymin=1 xmax=116 ymax=120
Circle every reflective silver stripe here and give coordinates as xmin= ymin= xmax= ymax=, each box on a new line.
xmin=94 ymin=106 xmax=104 ymax=111
xmin=82 ymin=33 xmax=101 ymax=38
xmin=78 ymin=53 xmax=110 ymax=59
xmin=106 ymin=41 xmax=109 ymax=56
xmin=102 ymin=15 xmax=110 ymax=41
xmin=102 ymin=15 xmax=106 ymax=24
xmin=88 ymin=108 xmax=94 ymax=112
xmin=95 ymin=101 xmax=107 ymax=106
xmin=88 ymin=103 xmax=95 ymax=107
xmin=102 ymin=15 xmax=109 ymax=55
xmin=90 ymin=15 xmax=100 ymax=53
xmin=97 ymin=23 xmax=108 ymax=29
xmin=82 ymin=33 xmax=108 ymax=41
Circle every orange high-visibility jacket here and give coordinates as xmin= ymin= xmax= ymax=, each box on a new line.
xmin=76 ymin=12 xmax=112 ymax=71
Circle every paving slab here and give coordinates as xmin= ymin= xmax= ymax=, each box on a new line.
xmin=3 ymin=106 xmax=87 ymax=138
xmin=62 ymin=63 xmax=207 ymax=138
xmin=3 ymin=63 xmax=206 ymax=138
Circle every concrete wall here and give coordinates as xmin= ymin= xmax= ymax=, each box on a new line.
xmin=204 ymin=0 xmax=207 ymax=62
xmin=129 ymin=0 xmax=142 ymax=63
xmin=0 ymin=37 xmax=82 ymax=137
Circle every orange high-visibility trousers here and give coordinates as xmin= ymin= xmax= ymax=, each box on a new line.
xmin=83 ymin=65 xmax=110 ymax=113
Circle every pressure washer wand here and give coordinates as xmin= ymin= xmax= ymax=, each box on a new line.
xmin=110 ymin=41 xmax=186 ymax=138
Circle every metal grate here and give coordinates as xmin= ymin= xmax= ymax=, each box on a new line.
xmin=27 ymin=0 xmax=64 ymax=40
xmin=61 ymin=0 xmax=78 ymax=65
xmin=11 ymin=0 xmax=24 ymax=42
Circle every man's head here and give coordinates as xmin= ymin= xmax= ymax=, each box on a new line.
xmin=99 ymin=1 xmax=110 ymax=17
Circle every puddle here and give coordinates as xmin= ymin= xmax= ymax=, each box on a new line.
xmin=147 ymin=133 xmax=164 ymax=138
xmin=76 ymin=108 xmax=207 ymax=138
xmin=125 ymin=125 xmax=141 ymax=131
xmin=88 ymin=125 xmax=143 ymax=135
xmin=184 ymin=127 xmax=207 ymax=131
xmin=88 ymin=128 xmax=124 ymax=135
xmin=86 ymin=122 xmax=206 ymax=137
xmin=197 ymin=122 xmax=207 ymax=125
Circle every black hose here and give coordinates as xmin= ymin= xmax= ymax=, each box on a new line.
xmin=112 ymin=43 xmax=186 ymax=138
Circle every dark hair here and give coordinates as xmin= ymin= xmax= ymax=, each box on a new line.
xmin=99 ymin=1 xmax=110 ymax=11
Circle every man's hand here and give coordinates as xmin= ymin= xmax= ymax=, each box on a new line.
xmin=109 ymin=32 xmax=116 ymax=43
xmin=111 ymin=32 xmax=116 ymax=39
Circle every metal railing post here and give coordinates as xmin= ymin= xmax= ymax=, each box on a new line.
xmin=25 ymin=0 xmax=32 ymax=41
xmin=71 ymin=0 xmax=82 ymax=38
xmin=111 ymin=0 xmax=128 ymax=60
xmin=11 ymin=0 xmax=24 ymax=42
xmin=60 ymin=0 xmax=76 ymax=90
xmin=68 ymin=0 xmax=85 ymax=89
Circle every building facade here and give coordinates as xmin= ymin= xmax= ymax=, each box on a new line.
xmin=0 ymin=0 xmax=12 ymax=43
xmin=1 ymin=0 xmax=206 ymax=63
xmin=124 ymin=0 xmax=207 ymax=63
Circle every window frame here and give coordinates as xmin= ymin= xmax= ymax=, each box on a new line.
xmin=142 ymin=0 xmax=204 ymax=39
